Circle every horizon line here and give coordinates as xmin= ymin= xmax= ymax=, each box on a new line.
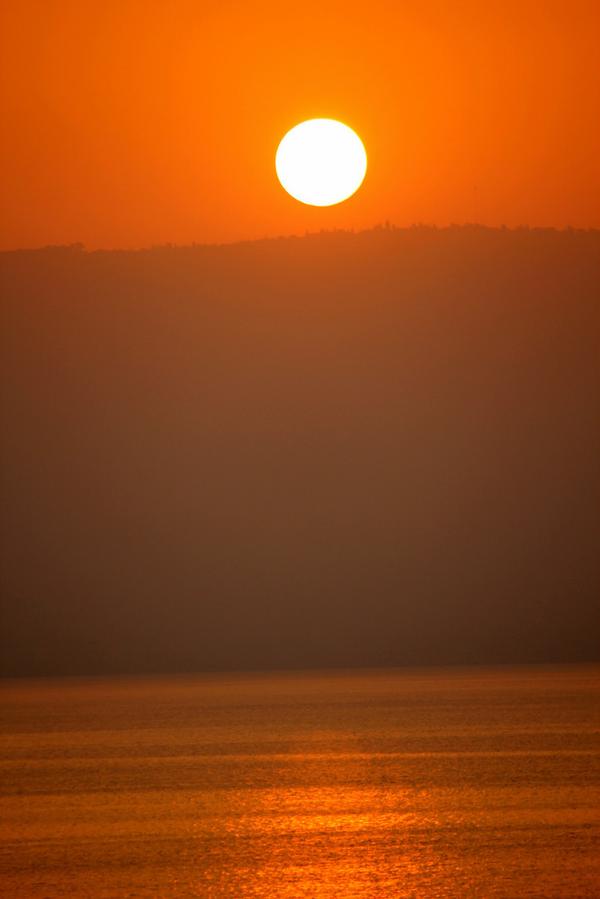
xmin=2 ymin=222 xmax=599 ymax=255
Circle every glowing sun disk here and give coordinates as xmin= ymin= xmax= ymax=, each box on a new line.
xmin=276 ymin=119 xmax=367 ymax=207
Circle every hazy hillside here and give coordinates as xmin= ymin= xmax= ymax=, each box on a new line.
xmin=1 ymin=227 xmax=599 ymax=676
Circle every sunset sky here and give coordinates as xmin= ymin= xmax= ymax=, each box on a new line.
xmin=1 ymin=0 xmax=599 ymax=250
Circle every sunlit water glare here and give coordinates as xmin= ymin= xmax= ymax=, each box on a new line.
xmin=1 ymin=667 xmax=599 ymax=897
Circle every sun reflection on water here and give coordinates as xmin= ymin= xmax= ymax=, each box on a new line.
xmin=2 ymin=669 xmax=599 ymax=897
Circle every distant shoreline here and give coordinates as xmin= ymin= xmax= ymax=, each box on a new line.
xmin=2 ymin=223 xmax=599 ymax=256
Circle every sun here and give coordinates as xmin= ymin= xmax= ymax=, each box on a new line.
xmin=275 ymin=119 xmax=367 ymax=207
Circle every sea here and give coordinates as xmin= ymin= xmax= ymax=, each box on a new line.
xmin=1 ymin=666 xmax=599 ymax=898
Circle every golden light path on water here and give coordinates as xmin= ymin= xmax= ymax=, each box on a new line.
xmin=1 ymin=667 xmax=599 ymax=897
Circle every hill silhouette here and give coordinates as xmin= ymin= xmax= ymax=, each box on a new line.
xmin=1 ymin=226 xmax=599 ymax=676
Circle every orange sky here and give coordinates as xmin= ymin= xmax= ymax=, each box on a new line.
xmin=1 ymin=0 xmax=599 ymax=249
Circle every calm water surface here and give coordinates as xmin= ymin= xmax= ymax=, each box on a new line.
xmin=1 ymin=666 xmax=599 ymax=897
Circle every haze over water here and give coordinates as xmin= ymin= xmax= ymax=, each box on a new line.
xmin=1 ymin=665 xmax=599 ymax=897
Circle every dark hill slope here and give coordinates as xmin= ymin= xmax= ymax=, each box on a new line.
xmin=1 ymin=227 xmax=599 ymax=675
